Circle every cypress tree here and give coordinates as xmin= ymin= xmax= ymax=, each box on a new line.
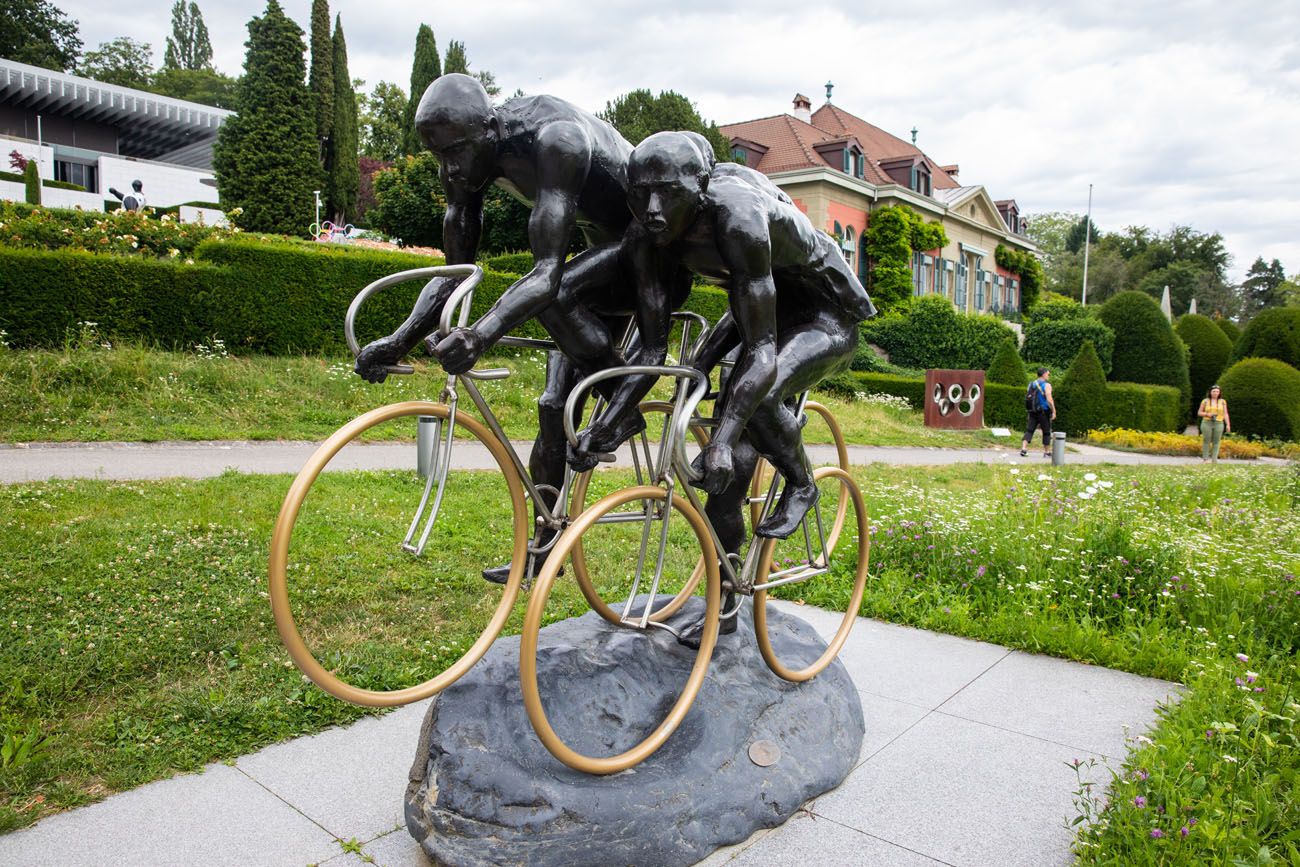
xmin=213 ymin=0 xmax=317 ymax=235
xmin=402 ymin=25 xmax=439 ymax=156
xmin=327 ymin=14 xmax=358 ymax=223
xmin=308 ymin=0 xmax=333 ymax=158
xmin=443 ymin=40 xmax=468 ymax=74
xmin=23 ymin=160 xmax=41 ymax=205
xmin=985 ymin=336 xmax=1028 ymax=386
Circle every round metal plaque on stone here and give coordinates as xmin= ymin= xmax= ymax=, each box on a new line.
xmin=748 ymin=739 xmax=781 ymax=767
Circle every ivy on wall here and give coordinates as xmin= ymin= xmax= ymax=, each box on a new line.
xmin=862 ymin=204 xmax=949 ymax=313
xmin=994 ymin=244 xmax=1044 ymax=311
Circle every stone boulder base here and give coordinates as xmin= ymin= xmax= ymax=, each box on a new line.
xmin=405 ymin=597 xmax=864 ymax=867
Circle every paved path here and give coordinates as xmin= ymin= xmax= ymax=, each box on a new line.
xmin=0 ymin=437 xmax=1260 ymax=484
xmin=0 ymin=601 xmax=1179 ymax=867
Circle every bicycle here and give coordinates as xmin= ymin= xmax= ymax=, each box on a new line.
xmin=518 ymin=361 xmax=871 ymax=775
xmin=268 ymin=265 xmax=713 ymax=707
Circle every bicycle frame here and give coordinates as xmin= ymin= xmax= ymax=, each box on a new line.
xmin=345 ymin=265 xmax=712 ymax=576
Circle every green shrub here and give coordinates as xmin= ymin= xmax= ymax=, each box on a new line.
xmin=982 ymin=380 xmax=1029 ymax=428
xmin=369 ymin=153 xmax=445 ymax=249
xmin=0 ymin=201 xmax=235 ymax=258
xmin=1101 ymin=382 xmax=1182 ymax=433
xmin=1020 ymin=318 xmax=1115 ymax=375
xmin=23 ymin=160 xmax=40 ymax=205
xmin=993 ymin=244 xmax=1043 ymax=310
xmin=985 ymin=336 xmax=1027 ymax=386
xmin=1217 ymin=358 xmax=1300 ymax=441
xmin=1023 ymin=295 xmax=1090 ymax=327
xmin=851 ymin=337 xmax=924 ymax=377
xmin=1175 ymin=313 xmax=1233 ymax=419
xmin=862 ymin=204 xmax=948 ymax=313
xmin=1234 ymin=307 xmax=1300 ymax=369
xmin=1098 ymin=290 xmax=1190 ymax=408
xmin=1 ymin=170 xmax=86 ymax=192
xmin=679 ymin=283 xmax=729 ymax=329
xmin=1054 ymin=340 xmax=1107 ymax=435
xmin=486 ymin=251 xmax=535 ymax=274
xmin=862 ymin=295 xmax=1016 ymax=370
xmin=1213 ymin=316 xmax=1240 ymax=345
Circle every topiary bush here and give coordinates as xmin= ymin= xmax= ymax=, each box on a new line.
xmin=23 ymin=160 xmax=40 ymax=205
xmin=1054 ymin=340 xmax=1108 ymax=435
xmin=1020 ymin=318 xmax=1115 ymax=375
xmin=1213 ymin=317 xmax=1240 ymax=346
xmin=1175 ymin=313 xmax=1234 ymax=420
xmin=862 ymin=295 xmax=1016 ymax=371
xmin=1217 ymin=358 xmax=1300 ymax=441
xmin=985 ymin=336 xmax=1028 ymax=386
xmin=1234 ymin=307 xmax=1300 ymax=369
xmin=1098 ymin=290 xmax=1191 ymax=409
xmin=1023 ymin=295 xmax=1090 ymax=327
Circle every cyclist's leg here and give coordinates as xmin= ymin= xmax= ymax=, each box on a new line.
xmin=747 ymin=312 xmax=856 ymax=539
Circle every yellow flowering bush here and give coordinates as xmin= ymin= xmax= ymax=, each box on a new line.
xmin=1086 ymin=428 xmax=1297 ymax=459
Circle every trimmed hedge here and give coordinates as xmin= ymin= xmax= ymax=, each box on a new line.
xmin=1218 ymin=358 xmax=1300 ymax=441
xmin=0 ymin=239 xmax=734 ymax=355
xmin=1020 ymin=318 xmax=1115 ymax=375
xmin=1175 ymin=313 xmax=1233 ymax=418
xmin=818 ymin=369 xmax=1180 ymax=433
xmin=1054 ymin=340 xmax=1107 ymax=435
xmin=985 ymin=336 xmax=1028 ymax=386
xmin=0 ymin=170 xmax=85 ymax=192
xmin=485 ymin=251 xmax=535 ymax=274
xmin=1023 ymin=296 xmax=1090 ymax=326
xmin=1214 ymin=317 xmax=1241 ymax=346
xmin=1235 ymin=307 xmax=1300 ymax=369
xmin=1098 ymin=291 xmax=1191 ymax=408
xmin=863 ymin=295 xmax=1016 ymax=371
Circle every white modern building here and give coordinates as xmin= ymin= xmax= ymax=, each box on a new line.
xmin=0 ymin=58 xmax=231 ymax=211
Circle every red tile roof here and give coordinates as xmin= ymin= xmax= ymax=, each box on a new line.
xmin=720 ymin=101 xmax=960 ymax=189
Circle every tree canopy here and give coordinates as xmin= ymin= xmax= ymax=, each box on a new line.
xmin=360 ymin=81 xmax=407 ymax=162
xmin=163 ymin=1 xmax=212 ymax=71
xmin=0 ymin=0 xmax=82 ymax=72
xmin=149 ymin=67 xmax=239 ymax=108
xmin=326 ymin=14 xmax=358 ymax=223
xmin=599 ymin=89 xmax=731 ymax=160
xmin=308 ymin=0 xmax=333 ymax=151
xmin=79 ymin=37 xmax=153 ymax=89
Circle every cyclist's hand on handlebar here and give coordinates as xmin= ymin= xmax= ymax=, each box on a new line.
xmin=567 ymin=437 xmax=602 ymax=473
xmin=355 ymin=335 xmax=405 ymax=383
xmin=434 ymin=327 xmax=485 ymax=375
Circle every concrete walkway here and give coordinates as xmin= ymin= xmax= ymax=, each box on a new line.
xmin=0 ymin=436 xmax=1258 ymax=484
xmin=0 ymin=601 xmax=1179 ymax=867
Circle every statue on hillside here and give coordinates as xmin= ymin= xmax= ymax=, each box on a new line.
xmin=108 ymin=179 xmax=146 ymax=212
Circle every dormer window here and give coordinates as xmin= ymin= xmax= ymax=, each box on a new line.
xmin=913 ymin=163 xmax=931 ymax=196
xmin=879 ymin=155 xmax=932 ymax=196
xmin=731 ymin=146 xmax=748 ymax=165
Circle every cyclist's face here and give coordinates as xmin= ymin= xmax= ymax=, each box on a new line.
xmin=628 ymin=166 xmax=703 ymax=245
xmin=423 ymin=119 xmax=496 ymax=192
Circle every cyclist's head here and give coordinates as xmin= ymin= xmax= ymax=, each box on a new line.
xmin=416 ymin=74 xmax=498 ymax=192
xmin=627 ymin=132 xmax=711 ymax=245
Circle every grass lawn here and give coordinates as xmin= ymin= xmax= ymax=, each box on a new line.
xmin=1 ymin=462 xmax=1296 ymax=863
xmin=0 ymin=340 xmax=994 ymax=450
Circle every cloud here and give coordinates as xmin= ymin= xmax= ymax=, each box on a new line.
xmin=56 ymin=0 xmax=1300 ymax=278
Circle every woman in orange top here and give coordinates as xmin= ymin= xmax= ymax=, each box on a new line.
xmin=1197 ymin=384 xmax=1231 ymax=463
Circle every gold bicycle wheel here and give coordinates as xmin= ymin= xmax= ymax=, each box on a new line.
xmin=749 ymin=401 xmax=850 ymax=553
xmin=268 ymin=400 xmax=529 ymax=707
xmin=569 ymin=400 xmax=711 ymax=625
xmin=520 ymin=485 xmax=721 ymax=774
xmin=752 ymin=466 xmax=869 ymax=682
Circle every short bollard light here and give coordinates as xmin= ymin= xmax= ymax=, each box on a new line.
xmin=417 ymin=415 xmax=438 ymax=478
xmin=1051 ymin=431 xmax=1067 ymax=466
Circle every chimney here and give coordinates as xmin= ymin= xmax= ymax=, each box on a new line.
xmin=792 ymin=93 xmax=812 ymax=124
xmin=940 ymin=164 xmax=959 ymax=180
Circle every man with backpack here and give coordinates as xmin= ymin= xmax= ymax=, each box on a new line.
xmin=1021 ymin=367 xmax=1056 ymax=457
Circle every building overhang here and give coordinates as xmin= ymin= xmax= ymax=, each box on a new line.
xmin=0 ymin=58 xmax=233 ymax=161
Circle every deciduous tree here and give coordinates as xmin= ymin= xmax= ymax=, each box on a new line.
xmin=360 ymin=81 xmax=406 ymax=161
xmin=0 ymin=0 xmax=82 ymax=72
xmin=79 ymin=37 xmax=153 ymax=89
xmin=600 ymin=89 xmax=731 ymax=159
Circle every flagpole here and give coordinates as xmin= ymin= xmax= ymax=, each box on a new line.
xmin=1081 ymin=183 xmax=1093 ymax=305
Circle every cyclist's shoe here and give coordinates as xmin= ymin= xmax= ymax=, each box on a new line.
xmin=674 ymin=590 xmax=738 ymax=649
xmin=481 ymin=555 xmax=560 ymax=585
xmin=756 ymin=481 xmax=820 ymax=539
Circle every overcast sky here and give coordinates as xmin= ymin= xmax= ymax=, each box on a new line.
xmin=60 ymin=0 xmax=1300 ymax=280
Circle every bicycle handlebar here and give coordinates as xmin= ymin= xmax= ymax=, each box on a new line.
xmin=344 ymin=264 xmax=483 ymax=376
xmin=564 ymin=365 xmax=712 ymax=481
